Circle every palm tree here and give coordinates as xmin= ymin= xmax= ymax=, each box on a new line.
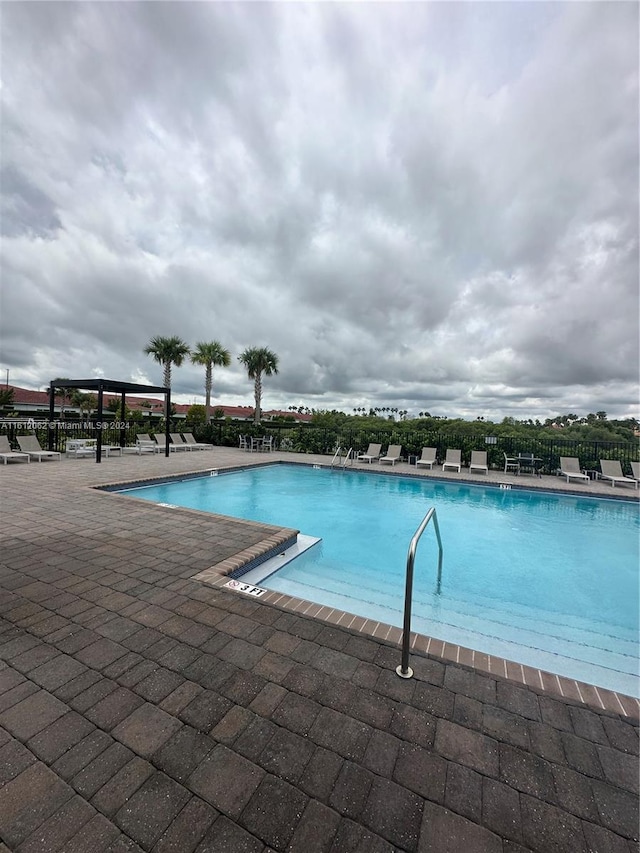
xmin=70 ymin=391 xmax=97 ymax=419
xmin=50 ymin=378 xmax=72 ymax=418
xmin=238 ymin=347 xmax=279 ymax=424
xmin=191 ymin=340 xmax=231 ymax=424
xmin=144 ymin=335 xmax=190 ymax=388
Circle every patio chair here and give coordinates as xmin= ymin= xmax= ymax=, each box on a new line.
xmin=600 ymin=460 xmax=638 ymax=489
xmin=503 ymin=452 xmax=519 ymax=474
xmin=469 ymin=450 xmax=488 ymax=474
xmin=416 ymin=447 xmax=437 ymax=469
xmin=559 ymin=457 xmax=589 ymax=484
xmin=17 ymin=435 xmax=61 ymax=462
xmin=631 ymin=461 xmax=640 ymax=483
xmin=183 ymin=432 xmax=213 ymax=450
xmin=170 ymin=433 xmax=193 ymax=451
xmin=380 ymin=445 xmax=402 ymax=466
xmin=135 ymin=434 xmax=156 ymax=454
xmin=442 ymin=449 xmax=462 ymax=473
xmin=260 ymin=436 xmax=274 ymax=452
xmin=0 ymin=435 xmax=30 ymax=464
xmin=357 ymin=443 xmax=382 ymax=464
xmin=239 ymin=435 xmax=249 ymax=450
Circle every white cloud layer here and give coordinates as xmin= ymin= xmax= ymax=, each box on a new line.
xmin=1 ymin=2 xmax=638 ymax=420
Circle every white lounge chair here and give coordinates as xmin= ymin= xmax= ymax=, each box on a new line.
xmin=0 ymin=435 xmax=30 ymax=464
xmin=442 ymin=449 xmax=462 ymax=473
xmin=135 ymin=434 xmax=156 ymax=454
xmin=380 ymin=445 xmax=402 ymax=466
xmin=600 ymin=460 xmax=638 ymax=489
xmin=183 ymin=432 xmax=213 ymax=450
xmin=416 ymin=447 xmax=437 ymax=469
xmin=559 ymin=457 xmax=589 ymax=483
xmin=631 ymin=461 xmax=640 ymax=484
xmin=17 ymin=435 xmax=61 ymax=462
xmin=469 ymin=451 xmax=488 ymax=474
xmin=154 ymin=433 xmax=180 ymax=453
xmin=170 ymin=433 xmax=192 ymax=451
xmin=357 ymin=443 xmax=382 ymax=464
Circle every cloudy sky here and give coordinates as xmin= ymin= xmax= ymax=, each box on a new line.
xmin=1 ymin=2 xmax=638 ymax=420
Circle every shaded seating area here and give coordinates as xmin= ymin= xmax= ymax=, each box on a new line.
xmin=469 ymin=450 xmax=488 ymax=474
xmin=379 ymin=445 xmax=402 ymax=466
xmin=17 ymin=435 xmax=61 ymax=462
xmin=357 ymin=443 xmax=382 ymax=463
xmin=0 ymin=435 xmax=30 ymax=464
xmin=600 ymin=459 xmax=638 ymax=489
xmin=559 ymin=457 xmax=589 ymax=483
xmin=49 ymin=378 xmax=171 ymax=462
xmin=416 ymin=447 xmax=437 ymax=469
xmin=442 ymin=448 xmax=461 ymax=472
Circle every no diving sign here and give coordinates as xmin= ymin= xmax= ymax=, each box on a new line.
xmin=224 ymin=579 xmax=266 ymax=597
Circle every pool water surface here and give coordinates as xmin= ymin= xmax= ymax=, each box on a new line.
xmin=119 ymin=464 xmax=640 ymax=696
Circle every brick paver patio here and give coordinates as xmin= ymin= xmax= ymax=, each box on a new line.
xmin=0 ymin=448 xmax=638 ymax=852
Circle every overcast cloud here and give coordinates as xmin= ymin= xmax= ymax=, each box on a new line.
xmin=1 ymin=2 xmax=638 ymax=420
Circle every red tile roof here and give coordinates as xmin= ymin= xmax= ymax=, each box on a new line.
xmin=4 ymin=386 xmax=311 ymax=421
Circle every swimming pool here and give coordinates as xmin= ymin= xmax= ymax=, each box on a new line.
xmin=119 ymin=464 xmax=640 ymax=696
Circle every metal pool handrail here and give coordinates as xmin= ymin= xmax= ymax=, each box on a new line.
xmin=396 ymin=507 xmax=443 ymax=679
xmin=330 ymin=447 xmax=354 ymax=468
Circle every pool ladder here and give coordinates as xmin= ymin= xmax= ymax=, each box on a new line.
xmin=396 ymin=507 xmax=443 ymax=679
xmin=330 ymin=446 xmax=354 ymax=468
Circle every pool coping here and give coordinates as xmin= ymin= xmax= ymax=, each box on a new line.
xmin=100 ymin=459 xmax=640 ymax=719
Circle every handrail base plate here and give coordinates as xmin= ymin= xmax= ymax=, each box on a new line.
xmin=396 ymin=665 xmax=414 ymax=679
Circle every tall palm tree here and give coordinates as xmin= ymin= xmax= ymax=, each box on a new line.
xmin=191 ymin=340 xmax=231 ymax=424
xmin=144 ymin=335 xmax=190 ymax=388
xmin=238 ymin=347 xmax=279 ymax=424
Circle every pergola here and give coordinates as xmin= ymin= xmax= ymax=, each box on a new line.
xmin=48 ymin=379 xmax=171 ymax=463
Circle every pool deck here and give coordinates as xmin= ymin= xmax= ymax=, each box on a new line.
xmin=0 ymin=448 xmax=638 ymax=852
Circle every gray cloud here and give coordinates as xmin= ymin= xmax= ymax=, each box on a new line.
xmin=1 ymin=2 xmax=637 ymax=420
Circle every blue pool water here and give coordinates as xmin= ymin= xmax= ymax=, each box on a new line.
xmin=119 ymin=465 xmax=640 ymax=695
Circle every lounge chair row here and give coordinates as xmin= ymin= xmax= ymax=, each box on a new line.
xmin=357 ymin=445 xmax=486 ymax=472
xmin=357 ymin=444 xmax=403 ymax=465
xmin=354 ymin=444 xmax=639 ymax=488
xmin=560 ymin=457 xmax=638 ymax=489
xmin=136 ymin=433 xmax=214 ymax=453
xmin=415 ymin=447 xmax=488 ymax=473
xmin=0 ymin=432 xmax=215 ymax=463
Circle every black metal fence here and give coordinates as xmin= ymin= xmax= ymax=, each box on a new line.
xmin=200 ymin=422 xmax=639 ymax=476
xmin=2 ymin=419 xmax=638 ymax=476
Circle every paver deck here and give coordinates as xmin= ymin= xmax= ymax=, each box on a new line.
xmin=0 ymin=448 xmax=638 ymax=852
